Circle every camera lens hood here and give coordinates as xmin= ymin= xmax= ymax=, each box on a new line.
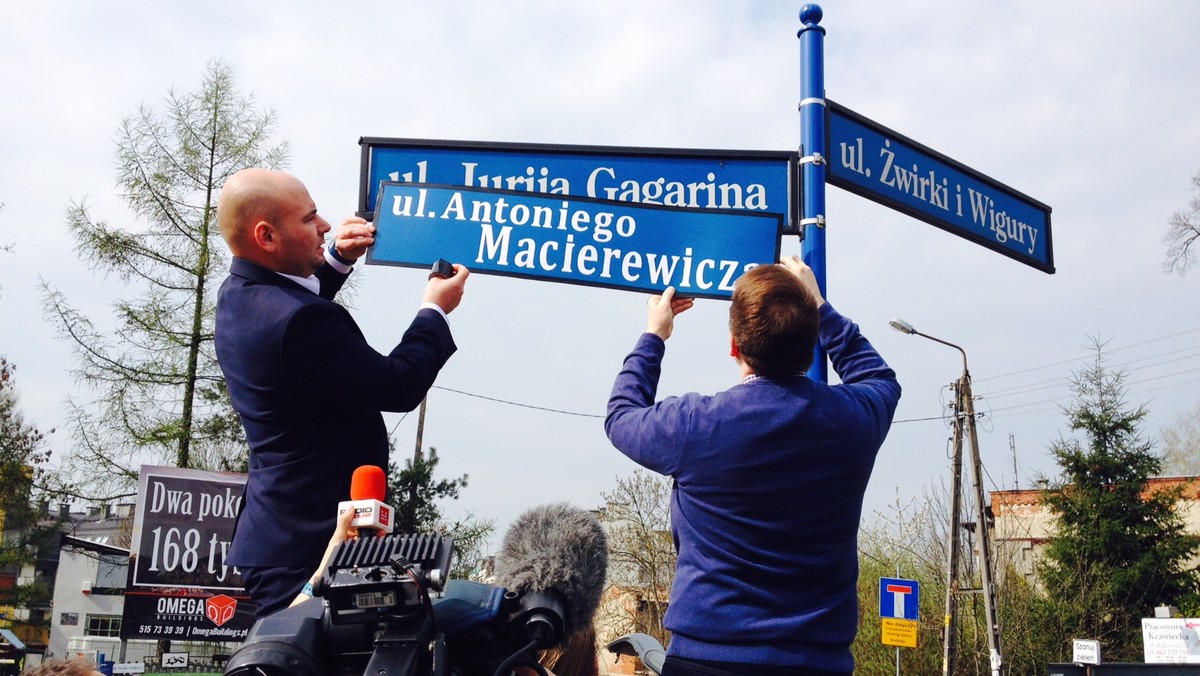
xmin=222 ymin=637 xmax=323 ymax=676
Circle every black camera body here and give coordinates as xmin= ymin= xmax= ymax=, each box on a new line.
xmin=223 ymin=533 xmax=563 ymax=676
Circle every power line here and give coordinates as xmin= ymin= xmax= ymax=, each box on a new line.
xmin=974 ymin=326 xmax=1200 ymax=384
xmin=410 ymin=326 xmax=1199 ymax=427
xmin=979 ymin=344 xmax=1200 ymax=398
xmin=893 ymin=414 xmax=952 ymax=424
xmin=901 ymin=327 xmax=1200 ymax=424
xmin=897 ymin=373 xmax=1200 ymax=425
xmin=431 ymin=385 xmax=604 ymax=418
xmin=976 ymin=346 xmax=1200 ymax=399
xmin=1109 ymin=326 xmax=1200 ymax=355
xmin=980 ymin=375 xmax=1200 ymax=422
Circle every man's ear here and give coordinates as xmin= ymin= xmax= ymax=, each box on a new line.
xmin=251 ymin=221 xmax=277 ymax=252
xmin=730 ymin=335 xmax=740 ymax=359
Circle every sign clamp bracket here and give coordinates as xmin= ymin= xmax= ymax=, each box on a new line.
xmin=799 ymin=152 xmax=825 ymax=167
xmin=796 ymin=150 xmax=826 ymax=231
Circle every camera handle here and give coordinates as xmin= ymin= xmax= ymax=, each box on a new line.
xmin=606 ymin=633 xmax=666 ymax=675
xmin=362 ymin=614 xmax=444 ymax=676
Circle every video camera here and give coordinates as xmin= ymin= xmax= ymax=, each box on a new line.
xmin=223 ymin=533 xmax=564 ymax=676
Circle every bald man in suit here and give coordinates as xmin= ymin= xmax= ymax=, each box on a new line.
xmin=214 ymin=168 xmax=468 ymax=617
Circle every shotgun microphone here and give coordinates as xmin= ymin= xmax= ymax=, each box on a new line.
xmin=494 ymin=503 xmax=608 ymax=648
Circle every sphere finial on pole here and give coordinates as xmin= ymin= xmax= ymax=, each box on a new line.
xmin=799 ymin=4 xmax=823 ymax=27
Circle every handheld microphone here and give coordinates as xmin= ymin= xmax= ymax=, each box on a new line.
xmin=336 ymin=465 xmax=394 ymax=535
xmin=494 ymin=503 xmax=608 ymax=648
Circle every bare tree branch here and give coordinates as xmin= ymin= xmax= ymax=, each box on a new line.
xmin=1164 ymin=170 xmax=1200 ymax=275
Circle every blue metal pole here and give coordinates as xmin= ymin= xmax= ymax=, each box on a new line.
xmin=798 ymin=4 xmax=828 ymax=383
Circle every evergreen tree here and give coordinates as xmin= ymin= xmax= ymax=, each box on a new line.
xmin=41 ymin=61 xmax=288 ymax=498
xmin=388 ymin=447 xmax=468 ymax=534
xmin=1038 ymin=342 xmax=1200 ymax=661
xmin=386 ymin=448 xmax=493 ymax=579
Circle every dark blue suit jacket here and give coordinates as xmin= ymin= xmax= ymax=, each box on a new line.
xmin=215 ymin=257 xmax=456 ymax=568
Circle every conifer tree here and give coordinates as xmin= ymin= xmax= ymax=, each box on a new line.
xmin=41 ymin=61 xmax=288 ymax=498
xmin=387 ymin=448 xmax=493 ymax=579
xmin=1039 ymin=342 xmax=1200 ymax=661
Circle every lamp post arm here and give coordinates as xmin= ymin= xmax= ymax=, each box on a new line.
xmin=913 ymin=331 xmax=969 ymax=375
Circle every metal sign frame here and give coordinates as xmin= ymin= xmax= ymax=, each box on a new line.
xmin=358 ymin=136 xmax=799 ymax=231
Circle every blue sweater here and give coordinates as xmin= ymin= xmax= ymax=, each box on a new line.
xmin=605 ymin=303 xmax=900 ymax=673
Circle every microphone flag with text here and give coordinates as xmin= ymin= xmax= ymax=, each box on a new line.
xmin=338 ymin=464 xmax=393 ymax=535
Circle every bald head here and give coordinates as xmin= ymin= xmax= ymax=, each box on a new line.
xmin=217 ymin=168 xmax=331 ymax=275
xmin=218 ymin=168 xmax=303 ymax=255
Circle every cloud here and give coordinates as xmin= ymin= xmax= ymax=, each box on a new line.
xmin=2 ymin=1 xmax=1199 ymax=545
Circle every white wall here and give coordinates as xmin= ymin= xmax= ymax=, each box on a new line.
xmin=45 ymin=546 xmax=124 ymax=659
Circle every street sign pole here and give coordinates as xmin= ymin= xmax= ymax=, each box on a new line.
xmin=896 ymin=564 xmax=902 ymax=676
xmin=798 ymin=4 xmax=828 ymax=383
xmin=801 ymin=3 xmax=830 ymax=386
xmin=880 ymin=576 xmax=921 ymax=658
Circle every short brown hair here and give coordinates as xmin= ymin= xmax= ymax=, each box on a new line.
xmin=728 ymin=264 xmax=819 ymax=377
xmin=22 ymin=658 xmax=101 ymax=676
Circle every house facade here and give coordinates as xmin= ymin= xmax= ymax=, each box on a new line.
xmin=991 ymin=476 xmax=1200 ymax=581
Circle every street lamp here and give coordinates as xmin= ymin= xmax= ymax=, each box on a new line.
xmin=890 ymin=318 xmax=1002 ymax=676
xmin=888 ymin=319 xmax=968 ymax=375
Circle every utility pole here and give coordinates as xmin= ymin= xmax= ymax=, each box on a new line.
xmin=962 ymin=375 xmax=1003 ymax=675
xmin=1010 ymin=433 xmax=1018 ymax=490
xmin=890 ymin=318 xmax=1003 ymax=676
xmin=410 ymin=396 xmax=427 ymax=509
xmin=943 ymin=376 xmax=966 ymax=676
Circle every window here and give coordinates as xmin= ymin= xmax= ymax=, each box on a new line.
xmin=85 ymin=614 xmax=121 ymax=637
xmin=96 ymin=554 xmax=127 ymax=590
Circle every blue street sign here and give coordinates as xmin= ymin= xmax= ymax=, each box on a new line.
xmin=358 ymin=138 xmax=797 ymax=230
xmin=826 ymin=100 xmax=1054 ymax=273
xmin=368 ymin=183 xmax=783 ymax=300
xmin=880 ymin=577 xmax=920 ymax=621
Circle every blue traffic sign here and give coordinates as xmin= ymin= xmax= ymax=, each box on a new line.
xmin=368 ymin=183 xmax=782 ymax=300
xmin=880 ymin=577 xmax=920 ymax=621
xmin=358 ymin=138 xmax=797 ymax=230
xmin=826 ymin=100 xmax=1053 ymax=273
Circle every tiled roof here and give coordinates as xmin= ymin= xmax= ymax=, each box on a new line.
xmin=992 ymin=476 xmax=1200 ymax=511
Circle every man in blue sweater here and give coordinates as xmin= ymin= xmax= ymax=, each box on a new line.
xmin=606 ymin=255 xmax=901 ymax=675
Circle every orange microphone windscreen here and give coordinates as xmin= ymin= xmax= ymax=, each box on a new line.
xmin=349 ymin=465 xmax=387 ymax=502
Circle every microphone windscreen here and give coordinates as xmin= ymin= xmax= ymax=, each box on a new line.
xmin=494 ymin=503 xmax=608 ymax=636
xmin=349 ymin=465 xmax=387 ymax=502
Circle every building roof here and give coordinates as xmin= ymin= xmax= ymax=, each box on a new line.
xmin=61 ymin=534 xmax=128 ymax=557
xmin=0 ymin=628 xmax=25 ymax=651
xmin=992 ymin=476 xmax=1200 ymax=510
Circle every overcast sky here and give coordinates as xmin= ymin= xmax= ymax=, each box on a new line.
xmin=2 ymin=1 xmax=1199 ymax=548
